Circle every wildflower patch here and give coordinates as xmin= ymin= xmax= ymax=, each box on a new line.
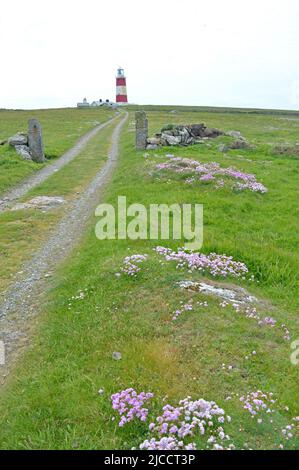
xmin=110 ymin=389 xmax=298 ymax=450
xmin=120 ymin=254 xmax=148 ymax=276
xmin=111 ymin=388 xmax=154 ymax=427
xmin=154 ymin=246 xmax=249 ymax=279
xmin=152 ymin=156 xmax=268 ymax=193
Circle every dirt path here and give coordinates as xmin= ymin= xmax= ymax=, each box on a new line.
xmin=0 ymin=112 xmax=128 ymax=382
xmin=0 ymin=112 xmax=120 ymax=212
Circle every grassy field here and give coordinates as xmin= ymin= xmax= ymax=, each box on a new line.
xmin=126 ymin=104 xmax=299 ymax=116
xmin=0 ymin=115 xmax=119 ymax=293
xmin=0 ymin=108 xmax=298 ymax=450
xmin=0 ymin=107 xmax=115 ymax=194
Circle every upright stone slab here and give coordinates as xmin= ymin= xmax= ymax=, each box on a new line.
xmin=135 ymin=111 xmax=148 ymax=150
xmin=28 ymin=119 xmax=46 ymax=163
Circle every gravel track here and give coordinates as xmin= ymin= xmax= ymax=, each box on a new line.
xmin=0 ymin=112 xmax=128 ymax=381
xmin=0 ymin=112 xmax=120 ymax=212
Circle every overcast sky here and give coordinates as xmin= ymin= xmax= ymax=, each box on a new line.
xmin=1 ymin=0 xmax=299 ymax=110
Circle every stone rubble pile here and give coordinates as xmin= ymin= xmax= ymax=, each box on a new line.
xmin=134 ymin=111 xmax=251 ymax=152
xmin=147 ymin=123 xmax=223 ymax=149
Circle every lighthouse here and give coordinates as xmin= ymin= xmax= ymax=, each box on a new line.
xmin=116 ymin=67 xmax=128 ymax=104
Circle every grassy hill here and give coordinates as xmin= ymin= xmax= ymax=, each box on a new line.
xmin=0 ymin=106 xmax=298 ymax=450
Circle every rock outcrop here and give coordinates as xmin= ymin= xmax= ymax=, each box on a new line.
xmin=14 ymin=145 xmax=32 ymax=160
xmin=10 ymin=196 xmax=65 ymax=211
xmin=8 ymin=133 xmax=28 ymax=147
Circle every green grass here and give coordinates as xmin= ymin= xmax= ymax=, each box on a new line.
xmin=0 ymin=108 xmax=298 ymax=450
xmin=0 ymin=107 xmax=115 ymax=194
xmin=126 ymin=103 xmax=299 ymax=116
xmin=0 ymin=116 xmax=119 ymax=292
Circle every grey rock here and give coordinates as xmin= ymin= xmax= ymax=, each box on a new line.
xmin=28 ymin=119 xmax=46 ymax=163
xmin=11 ymin=196 xmax=65 ymax=211
xmin=218 ymin=144 xmax=229 ymax=152
xmin=161 ymin=133 xmax=182 ymax=146
xmin=225 ymin=130 xmax=245 ymax=140
xmin=147 ymin=137 xmax=161 ymax=145
xmin=8 ymin=133 xmax=28 ymax=147
xmin=189 ymin=124 xmax=206 ymax=137
xmin=218 ymin=139 xmax=250 ymax=151
xmin=178 ymin=128 xmax=192 ymax=145
xmin=178 ymin=280 xmax=258 ymax=305
xmin=15 ymin=145 xmax=32 ymax=160
xmin=112 ymin=351 xmax=122 ymax=361
xmin=146 ymin=144 xmax=159 ymax=150
xmin=229 ymin=139 xmax=250 ymax=149
xmin=203 ymin=127 xmax=223 ymax=138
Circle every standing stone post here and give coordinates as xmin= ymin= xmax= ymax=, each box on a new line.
xmin=135 ymin=111 xmax=148 ymax=150
xmin=28 ymin=119 xmax=46 ymax=163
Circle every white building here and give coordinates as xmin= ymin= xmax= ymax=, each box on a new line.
xmin=77 ymin=98 xmax=118 ymax=108
xmin=77 ymin=97 xmax=90 ymax=108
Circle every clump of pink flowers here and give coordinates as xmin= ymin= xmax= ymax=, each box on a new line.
xmin=281 ymin=417 xmax=299 ymax=442
xmin=154 ymin=246 xmax=249 ymax=279
xmin=154 ymin=156 xmax=268 ymax=194
xmin=258 ymin=316 xmax=277 ymax=327
xmin=240 ymin=391 xmax=276 ymax=420
xmin=111 ymin=388 xmax=154 ymax=427
xmin=120 ymin=254 xmax=148 ymax=276
xmin=172 ymin=298 xmax=208 ymax=321
xmin=140 ymin=437 xmax=196 ymax=450
xmin=235 ymin=181 xmax=268 ymax=193
xmin=143 ymin=396 xmax=233 ymax=451
xmin=172 ymin=299 xmax=193 ymax=320
xmin=231 ymin=303 xmax=290 ymax=341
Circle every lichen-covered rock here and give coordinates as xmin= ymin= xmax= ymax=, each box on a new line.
xmin=161 ymin=133 xmax=182 ymax=146
xmin=202 ymin=127 xmax=223 ymax=138
xmin=147 ymin=137 xmax=161 ymax=145
xmin=15 ymin=145 xmax=32 ymax=160
xmin=146 ymin=144 xmax=159 ymax=150
xmin=8 ymin=133 xmax=28 ymax=147
xmin=225 ymin=130 xmax=246 ymax=140
xmin=229 ymin=139 xmax=250 ymax=149
xmin=178 ymin=280 xmax=258 ymax=305
xmin=11 ymin=196 xmax=65 ymax=211
xmin=189 ymin=123 xmax=206 ymax=137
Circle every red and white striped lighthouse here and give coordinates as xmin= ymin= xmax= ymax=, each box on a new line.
xmin=116 ymin=67 xmax=128 ymax=104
